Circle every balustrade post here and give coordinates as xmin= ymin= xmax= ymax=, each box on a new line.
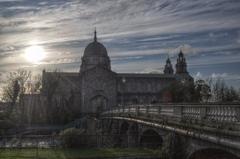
xmin=200 ymin=106 xmax=207 ymax=120
xmin=137 ymin=106 xmax=140 ymax=116
xmin=117 ymin=107 xmax=120 ymax=116
xmin=110 ymin=107 xmax=113 ymax=117
xmin=146 ymin=105 xmax=149 ymax=114
xmin=236 ymin=106 xmax=240 ymax=122
xmin=173 ymin=105 xmax=182 ymax=118
xmin=158 ymin=106 xmax=161 ymax=114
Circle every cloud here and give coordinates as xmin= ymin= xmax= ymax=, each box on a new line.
xmin=209 ymin=32 xmax=228 ymax=38
xmin=192 ymin=71 xmax=240 ymax=88
xmin=140 ymin=67 xmax=164 ymax=74
xmin=211 ymin=73 xmax=228 ymax=79
xmin=237 ymin=39 xmax=240 ymax=44
xmin=0 ymin=0 xmax=23 ymax=2
xmin=168 ymin=44 xmax=198 ymax=57
xmin=194 ymin=72 xmax=203 ymax=79
xmin=0 ymin=0 xmax=240 ymax=88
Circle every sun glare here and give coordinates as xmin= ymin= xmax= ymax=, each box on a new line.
xmin=24 ymin=45 xmax=46 ymax=63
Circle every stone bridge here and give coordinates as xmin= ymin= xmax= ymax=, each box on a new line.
xmin=100 ymin=103 xmax=240 ymax=159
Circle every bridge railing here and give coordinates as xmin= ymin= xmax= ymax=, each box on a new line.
xmin=102 ymin=103 xmax=240 ymax=124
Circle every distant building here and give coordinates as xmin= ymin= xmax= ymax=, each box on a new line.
xmin=21 ymin=31 xmax=193 ymax=124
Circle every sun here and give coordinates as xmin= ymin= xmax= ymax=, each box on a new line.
xmin=24 ymin=45 xmax=46 ymax=63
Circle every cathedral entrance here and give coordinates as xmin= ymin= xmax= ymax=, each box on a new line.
xmin=90 ymin=95 xmax=108 ymax=114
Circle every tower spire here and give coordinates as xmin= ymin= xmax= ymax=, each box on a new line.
xmin=164 ymin=56 xmax=173 ymax=74
xmin=94 ymin=28 xmax=97 ymax=42
xmin=176 ymin=49 xmax=188 ymax=74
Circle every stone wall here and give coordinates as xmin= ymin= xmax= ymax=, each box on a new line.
xmin=117 ymin=74 xmax=176 ymax=104
xmin=80 ymin=67 xmax=117 ymax=114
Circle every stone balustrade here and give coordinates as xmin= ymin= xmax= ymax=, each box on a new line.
xmin=102 ymin=103 xmax=240 ymax=124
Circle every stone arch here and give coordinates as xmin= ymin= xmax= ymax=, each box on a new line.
xmin=188 ymin=148 xmax=239 ymax=159
xmin=100 ymin=118 xmax=112 ymax=133
xmin=120 ymin=121 xmax=129 ymax=135
xmin=118 ymin=121 xmax=130 ymax=147
xmin=110 ymin=120 xmax=119 ymax=134
xmin=90 ymin=95 xmax=108 ymax=114
xmin=128 ymin=123 xmax=139 ymax=147
xmin=140 ymin=129 xmax=163 ymax=148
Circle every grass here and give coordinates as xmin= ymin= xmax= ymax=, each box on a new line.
xmin=0 ymin=148 xmax=160 ymax=159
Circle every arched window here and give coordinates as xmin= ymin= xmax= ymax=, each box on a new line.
xmin=90 ymin=95 xmax=108 ymax=113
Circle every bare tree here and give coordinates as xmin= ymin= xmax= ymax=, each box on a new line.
xmin=208 ymin=77 xmax=239 ymax=102
xmin=1 ymin=69 xmax=31 ymax=118
xmin=25 ymin=74 xmax=42 ymax=94
xmin=33 ymin=74 xmax=42 ymax=93
xmin=194 ymin=79 xmax=211 ymax=102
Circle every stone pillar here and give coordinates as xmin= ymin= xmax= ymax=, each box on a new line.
xmin=200 ymin=107 xmax=207 ymax=120
xmin=174 ymin=106 xmax=182 ymax=118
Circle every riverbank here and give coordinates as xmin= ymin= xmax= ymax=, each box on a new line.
xmin=0 ymin=148 xmax=161 ymax=159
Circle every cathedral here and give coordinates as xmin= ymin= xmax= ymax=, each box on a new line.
xmin=21 ymin=31 xmax=193 ymax=123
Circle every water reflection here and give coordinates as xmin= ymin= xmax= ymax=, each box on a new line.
xmin=0 ymin=136 xmax=60 ymax=148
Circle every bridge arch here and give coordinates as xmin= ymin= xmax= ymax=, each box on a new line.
xmin=118 ymin=121 xmax=130 ymax=147
xmin=189 ymin=148 xmax=239 ymax=159
xmin=128 ymin=123 xmax=139 ymax=147
xmin=120 ymin=121 xmax=129 ymax=135
xmin=140 ymin=129 xmax=163 ymax=148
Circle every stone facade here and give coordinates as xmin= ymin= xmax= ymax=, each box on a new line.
xmin=80 ymin=67 xmax=117 ymax=114
xmin=116 ymin=73 xmax=176 ymax=104
xmin=24 ymin=31 xmax=193 ymax=123
xmin=20 ymin=94 xmax=47 ymax=124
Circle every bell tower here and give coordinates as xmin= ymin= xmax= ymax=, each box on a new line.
xmin=175 ymin=50 xmax=188 ymax=74
xmin=164 ymin=57 xmax=174 ymax=74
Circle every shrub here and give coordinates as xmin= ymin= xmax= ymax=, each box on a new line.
xmin=0 ymin=119 xmax=15 ymax=129
xmin=59 ymin=128 xmax=85 ymax=148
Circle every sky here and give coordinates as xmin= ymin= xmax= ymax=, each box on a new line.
xmin=0 ymin=0 xmax=240 ymax=88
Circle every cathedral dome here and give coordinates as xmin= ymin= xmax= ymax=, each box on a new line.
xmin=80 ymin=30 xmax=111 ymax=73
xmin=83 ymin=30 xmax=108 ymax=57
xmin=84 ymin=41 xmax=108 ymax=57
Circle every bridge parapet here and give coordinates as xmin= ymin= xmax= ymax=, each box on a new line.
xmin=101 ymin=103 xmax=240 ymax=157
xmin=102 ymin=103 xmax=240 ymax=129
